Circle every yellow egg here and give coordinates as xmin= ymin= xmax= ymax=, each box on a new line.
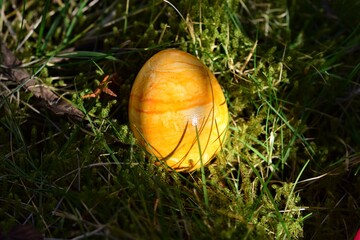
xmin=128 ymin=49 xmax=228 ymax=172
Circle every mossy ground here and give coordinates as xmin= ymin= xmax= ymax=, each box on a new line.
xmin=1 ymin=0 xmax=359 ymax=239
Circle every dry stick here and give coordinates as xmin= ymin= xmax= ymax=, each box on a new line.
xmin=0 ymin=42 xmax=84 ymax=120
xmin=239 ymin=40 xmax=258 ymax=75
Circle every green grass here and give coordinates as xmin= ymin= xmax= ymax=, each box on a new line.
xmin=1 ymin=0 xmax=359 ymax=239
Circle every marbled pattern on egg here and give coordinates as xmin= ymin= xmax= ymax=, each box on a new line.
xmin=129 ymin=49 xmax=228 ymax=172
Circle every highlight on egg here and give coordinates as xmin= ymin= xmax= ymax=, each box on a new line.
xmin=128 ymin=49 xmax=228 ymax=172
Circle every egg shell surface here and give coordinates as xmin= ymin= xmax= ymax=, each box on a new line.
xmin=129 ymin=49 xmax=228 ymax=172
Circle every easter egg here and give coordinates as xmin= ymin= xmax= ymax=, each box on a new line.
xmin=128 ymin=49 xmax=228 ymax=172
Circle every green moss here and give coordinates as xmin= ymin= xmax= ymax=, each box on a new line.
xmin=1 ymin=0 xmax=359 ymax=239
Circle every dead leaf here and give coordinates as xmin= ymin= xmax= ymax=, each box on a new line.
xmin=0 ymin=42 xmax=84 ymax=120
